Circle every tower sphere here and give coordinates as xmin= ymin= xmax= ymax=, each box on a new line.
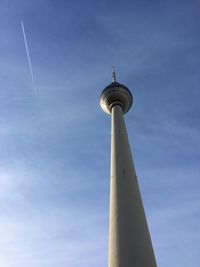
xmin=100 ymin=81 xmax=133 ymax=115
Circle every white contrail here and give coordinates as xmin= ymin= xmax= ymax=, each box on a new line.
xmin=21 ymin=21 xmax=37 ymax=97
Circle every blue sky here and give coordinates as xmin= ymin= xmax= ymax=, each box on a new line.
xmin=0 ymin=0 xmax=199 ymax=266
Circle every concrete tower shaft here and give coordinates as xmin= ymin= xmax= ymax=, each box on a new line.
xmin=109 ymin=104 xmax=157 ymax=267
xmin=100 ymin=77 xmax=157 ymax=267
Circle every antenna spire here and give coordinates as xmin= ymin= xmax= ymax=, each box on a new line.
xmin=112 ymin=66 xmax=116 ymax=82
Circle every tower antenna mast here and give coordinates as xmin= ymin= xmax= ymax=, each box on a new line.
xmin=112 ymin=66 xmax=116 ymax=82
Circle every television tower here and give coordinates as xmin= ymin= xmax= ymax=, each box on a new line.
xmin=100 ymin=68 xmax=157 ymax=267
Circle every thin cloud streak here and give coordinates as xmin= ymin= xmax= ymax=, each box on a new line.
xmin=21 ymin=21 xmax=37 ymax=97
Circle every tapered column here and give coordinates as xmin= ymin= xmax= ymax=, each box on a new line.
xmin=108 ymin=104 xmax=157 ymax=267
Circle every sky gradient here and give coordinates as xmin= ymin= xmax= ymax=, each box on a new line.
xmin=0 ymin=0 xmax=199 ymax=266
